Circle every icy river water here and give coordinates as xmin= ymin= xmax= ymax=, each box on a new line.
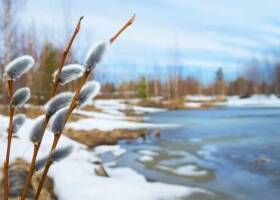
xmin=114 ymin=107 xmax=280 ymax=200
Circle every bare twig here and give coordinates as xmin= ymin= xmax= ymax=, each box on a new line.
xmin=3 ymin=79 xmax=14 ymax=200
xmin=20 ymin=115 xmax=50 ymax=200
xmin=33 ymin=134 xmax=59 ymax=200
xmin=51 ymin=16 xmax=84 ymax=97
xmin=110 ymin=14 xmax=135 ymax=44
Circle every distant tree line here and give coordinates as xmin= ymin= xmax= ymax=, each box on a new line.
xmin=100 ymin=63 xmax=280 ymax=100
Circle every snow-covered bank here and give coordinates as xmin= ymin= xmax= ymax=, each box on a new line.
xmin=220 ymin=95 xmax=280 ymax=108
xmin=185 ymin=95 xmax=280 ymax=108
xmin=94 ymin=99 xmax=166 ymax=115
xmin=0 ymin=100 xmax=208 ymax=200
xmin=67 ymin=100 xmax=177 ymax=131
xmin=67 ymin=117 xmax=177 ymax=131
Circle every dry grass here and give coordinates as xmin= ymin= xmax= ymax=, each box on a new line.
xmin=0 ymin=159 xmax=57 ymax=200
xmin=64 ymin=128 xmax=148 ymax=148
xmin=136 ymin=98 xmax=186 ymax=110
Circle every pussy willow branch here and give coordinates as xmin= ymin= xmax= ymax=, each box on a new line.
xmin=19 ymin=115 xmax=50 ymax=200
xmin=34 ymin=70 xmax=90 ymax=200
xmin=20 ymin=17 xmax=84 ymax=200
xmin=3 ymin=79 xmax=14 ymax=200
xmin=51 ymin=16 xmax=84 ymax=98
xmin=34 ymin=15 xmax=136 ymax=199
xmin=110 ymin=14 xmax=135 ymax=44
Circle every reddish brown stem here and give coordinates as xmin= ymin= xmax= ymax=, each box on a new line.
xmin=3 ymin=80 xmax=14 ymax=200
xmin=51 ymin=16 xmax=84 ymax=97
xmin=19 ymin=143 xmax=40 ymax=200
xmin=110 ymin=14 xmax=136 ymax=44
xmin=34 ymin=134 xmax=59 ymax=200
xmin=20 ymin=115 xmax=50 ymax=200
xmin=34 ymin=159 xmax=52 ymax=200
xmin=34 ymin=69 xmax=90 ymax=200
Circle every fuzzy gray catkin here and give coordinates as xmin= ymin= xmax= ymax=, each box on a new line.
xmin=11 ymin=87 xmax=31 ymax=107
xmin=4 ymin=55 xmax=35 ymax=80
xmin=53 ymin=64 xmax=85 ymax=85
xmin=84 ymin=41 xmax=107 ymax=71
xmin=12 ymin=114 xmax=26 ymax=134
xmin=30 ymin=115 xmax=45 ymax=143
xmin=44 ymin=92 xmax=73 ymax=116
xmin=51 ymin=145 xmax=73 ymax=162
xmin=35 ymin=157 xmax=47 ymax=171
xmin=77 ymin=81 xmax=100 ymax=107
xmin=35 ymin=145 xmax=73 ymax=171
xmin=50 ymin=107 xmax=68 ymax=134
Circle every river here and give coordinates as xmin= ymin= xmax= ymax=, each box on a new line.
xmin=107 ymin=107 xmax=280 ymax=200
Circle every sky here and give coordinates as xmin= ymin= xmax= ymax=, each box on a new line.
xmin=21 ymin=0 xmax=280 ymax=83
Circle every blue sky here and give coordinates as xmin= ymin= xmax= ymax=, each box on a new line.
xmin=22 ymin=0 xmax=280 ymax=83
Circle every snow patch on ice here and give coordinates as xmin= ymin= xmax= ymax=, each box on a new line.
xmin=94 ymin=145 xmax=126 ymax=157
xmin=138 ymin=155 xmax=154 ymax=162
xmin=137 ymin=150 xmax=159 ymax=162
xmin=138 ymin=150 xmax=159 ymax=156
xmin=157 ymin=164 xmax=208 ymax=177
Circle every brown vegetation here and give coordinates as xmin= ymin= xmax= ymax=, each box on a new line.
xmin=64 ymin=128 xmax=148 ymax=148
xmin=0 ymin=159 xmax=56 ymax=200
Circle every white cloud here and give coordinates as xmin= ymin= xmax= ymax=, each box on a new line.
xmin=20 ymin=0 xmax=280 ymax=78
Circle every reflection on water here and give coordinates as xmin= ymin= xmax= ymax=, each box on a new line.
xmin=108 ymin=108 xmax=280 ymax=200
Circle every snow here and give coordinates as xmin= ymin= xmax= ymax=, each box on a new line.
xmin=67 ymin=117 xmax=177 ymax=131
xmin=220 ymin=95 xmax=280 ymax=108
xmin=64 ymin=99 xmax=178 ymax=131
xmin=184 ymin=102 xmax=202 ymax=108
xmin=138 ymin=150 xmax=159 ymax=156
xmin=138 ymin=155 xmax=154 ymax=162
xmin=176 ymin=165 xmax=208 ymax=176
xmin=186 ymin=95 xmax=217 ymax=102
xmin=74 ymin=109 xmax=133 ymax=121
xmin=51 ymin=161 xmax=208 ymax=200
xmin=157 ymin=164 xmax=208 ymax=177
xmin=0 ymin=114 xmax=209 ymax=200
xmin=94 ymin=145 xmax=126 ymax=157
xmin=94 ymin=99 xmax=165 ymax=115
xmin=137 ymin=150 xmax=159 ymax=162
xmin=185 ymin=95 xmax=280 ymax=108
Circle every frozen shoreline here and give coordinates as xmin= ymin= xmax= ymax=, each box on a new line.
xmin=186 ymin=95 xmax=280 ymax=108
xmin=0 ymin=99 xmax=209 ymax=200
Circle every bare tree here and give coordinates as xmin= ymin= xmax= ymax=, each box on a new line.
xmin=0 ymin=0 xmax=25 ymax=64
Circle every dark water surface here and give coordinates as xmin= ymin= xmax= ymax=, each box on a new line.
xmin=115 ymin=108 xmax=280 ymax=200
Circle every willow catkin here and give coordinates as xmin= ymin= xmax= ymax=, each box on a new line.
xmin=12 ymin=114 xmax=26 ymax=134
xmin=53 ymin=64 xmax=85 ymax=85
xmin=4 ymin=55 xmax=35 ymax=80
xmin=35 ymin=146 xmax=73 ymax=171
xmin=30 ymin=115 xmax=45 ymax=143
xmin=77 ymin=81 xmax=100 ymax=107
xmin=44 ymin=92 xmax=73 ymax=116
xmin=51 ymin=146 xmax=73 ymax=162
xmin=11 ymin=87 xmax=31 ymax=107
xmin=84 ymin=41 xmax=107 ymax=71
xmin=50 ymin=107 xmax=68 ymax=134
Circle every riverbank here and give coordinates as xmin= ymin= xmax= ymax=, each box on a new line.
xmin=130 ymin=94 xmax=280 ymax=110
xmin=0 ymin=99 xmax=210 ymax=200
xmin=2 ymin=95 xmax=279 ymax=199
